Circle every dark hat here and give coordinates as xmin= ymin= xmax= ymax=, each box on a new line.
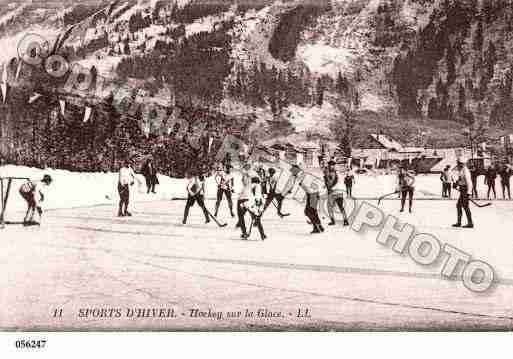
xmin=42 ymin=174 xmax=52 ymax=184
xmin=268 ymin=167 xmax=276 ymax=174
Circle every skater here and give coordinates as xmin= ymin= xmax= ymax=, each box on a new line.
xmin=324 ymin=160 xmax=349 ymax=226
xmin=142 ymin=158 xmax=159 ymax=194
xmin=485 ymin=165 xmax=497 ymax=199
xmin=290 ymin=165 xmax=324 ymax=234
xmin=18 ymin=174 xmax=52 ymax=225
xmin=499 ymin=164 xmax=512 ymax=200
xmin=182 ymin=172 xmax=211 ymax=224
xmin=453 ymin=157 xmax=474 ymax=228
xmin=236 ymin=163 xmax=252 ymax=238
xmin=440 ymin=165 xmax=452 ymax=198
xmin=397 ymin=166 xmax=415 ymax=213
xmin=214 ymin=164 xmax=235 ymax=217
xmin=469 ymin=165 xmax=479 ymax=198
xmin=246 ymin=176 xmax=267 ymax=240
xmin=263 ymin=167 xmax=287 ymax=217
xmin=257 ymin=165 xmax=268 ymax=196
xmin=118 ymin=159 xmax=137 ymax=217
xmin=344 ymin=168 xmax=355 ymax=198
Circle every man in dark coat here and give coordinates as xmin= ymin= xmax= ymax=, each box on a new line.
xmin=142 ymin=158 xmax=159 ymax=194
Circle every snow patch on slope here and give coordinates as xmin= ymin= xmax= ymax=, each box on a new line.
xmin=296 ymin=43 xmax=355 ymax=75
xmin=286 ymin=102 xmax=338 ymax=135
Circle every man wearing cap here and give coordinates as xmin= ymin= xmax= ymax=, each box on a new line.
xmin=397 ymin=166 xmax=416 ymax=213
xmin=236 ymin=162 xmax=253 ymax=238
xmin=213 ymin=164 xmax=235 ymax=217
xmin=453 ymin=157 xmax=474 ymax=228
xmin=289 ymin=164 xmax=324 ymax=234
xmin=246 ymin=176 xmax=267 ymax=240
xmin=182 ymin=171 xmax=211 ymax=225
xmin=499 ymin=163 xmax=512 ymax=200
xmin=324 ymin=160 xmax=349 ymax=226
xmin=19 ymin=174 xmax=52 ymax=225
xmin=118 ymin=159 xmax=136 ymax=217
xmin=440 ymin=165 xmax=452 ymax=198
xmin=263 ymin=167 xmax=287 ymax=217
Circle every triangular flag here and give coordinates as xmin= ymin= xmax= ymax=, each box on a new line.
xmin=15 ymin=60 xmax=22 ymax=81
xmin=1 ymin=63 xmax=7 ymax=103
xmin=1 ymin=83 xmax=6 ymax=103
xmin=208 ymin=136 xmax=213 ymax=153
xmin=1 ymin=62 xmax=7 ymax=84
xmin=59 ymin=99 xmax=66 ymax=116
xmin=83 ymin=106 xmax=92 ymax=123
xmin=29 ymin=93 xmax=42 ymax=104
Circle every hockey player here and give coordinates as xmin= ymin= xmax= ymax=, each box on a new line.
xmin=213 ymin=164 xmax=235 ymax=217
xmin=236 ymin=163 xmax=253 ymax=238
xmin=324 ymin=160 xmax=349 ymax=226
xmin=263 ymin=167 xmax=287 ymax=217
xmin=245 ymin=176 xmax=267 ymax=240
xmin=453 ymin=157 xmax=474 ymax=228
xmin=397 ymin=166 xmax=415 ymax=213
xmin=257 ymin=165 xmax=268 ymax=195
xmin=118 ymin=160 xmax=137 ymax=217
xmin=290 ymin=164 xmax=324 ymax=234
xmin=19 ymin=174 xmax=52 ymax=225
xmin=182 ymin=172 xmax=211 ymax=224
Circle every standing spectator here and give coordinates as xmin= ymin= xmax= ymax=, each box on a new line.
xmin=469 ymin=165 xmax=479 ymax=198
xmin=485 ymin=165 xmax=497 ymax=199
xmin=344 ymin=168 xmax=355 ymax=198
xmin=499 ymin=164 xmax=512 ymax=200
xmin=440 ymin=165 xmax=452 ymax=198
xmin=142 ymin=158 xmax=159 ymax=194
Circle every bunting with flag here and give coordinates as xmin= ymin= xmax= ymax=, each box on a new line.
xmin=83 ymin=106 xmax=92 ymax=123
xmin=15 ymin=60 xmax=22 ymax=81
xmin=59 ymin=99 xmax=66 ymax=116
xmin=1 ymin=63 xmax=7 ymax=103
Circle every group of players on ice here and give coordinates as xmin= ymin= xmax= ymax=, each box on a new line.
xmin=179 ymin=157 xmax=353 ymax=240
xmin=17 ymin=153 xmax=508 ymax=234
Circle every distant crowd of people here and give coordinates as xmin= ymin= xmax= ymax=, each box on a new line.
xmin=441 ymin=163 xmax=513 ymax=200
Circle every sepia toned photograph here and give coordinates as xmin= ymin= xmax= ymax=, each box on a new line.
xmin=0 ymin=0 xmax=512 ymax=332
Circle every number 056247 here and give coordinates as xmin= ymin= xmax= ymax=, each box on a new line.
xmin=15 ymin=340 xmax=47 ymax=349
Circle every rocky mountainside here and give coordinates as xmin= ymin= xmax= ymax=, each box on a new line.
xmin=1 ymin=0 xmax=513 ymax=149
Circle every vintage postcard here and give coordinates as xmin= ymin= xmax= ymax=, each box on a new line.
xmin=0 ymin=0 xmax=512 ymax=333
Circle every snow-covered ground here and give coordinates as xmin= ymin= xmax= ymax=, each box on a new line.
xmin=1 ymin=165 xmax=512 ymax=330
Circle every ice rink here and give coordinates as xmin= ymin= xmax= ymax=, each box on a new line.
xmin=1 ymin=192 xmax=513 ymax=330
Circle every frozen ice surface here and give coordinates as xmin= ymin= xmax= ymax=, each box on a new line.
xmin=1 ymin=166 xmax=512 ymax=330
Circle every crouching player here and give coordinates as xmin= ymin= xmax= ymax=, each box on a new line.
xmin=19 ymin=174 xmax=52 ymax=226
